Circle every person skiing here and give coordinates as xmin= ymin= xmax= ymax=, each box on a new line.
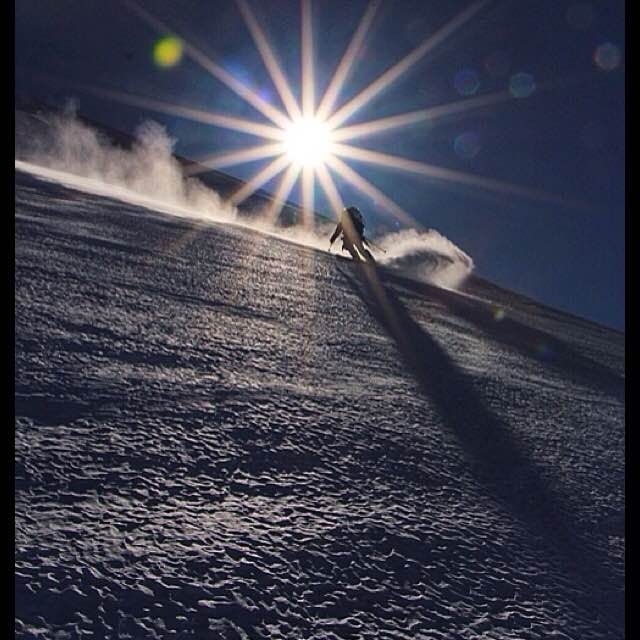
xmin=328 ymin=206 xmax=375 ymax=263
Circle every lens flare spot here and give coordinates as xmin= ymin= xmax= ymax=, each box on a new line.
xmin=284 ymin=118 xmax=332 ymax=168
xmin=153 ymin=36 xmax=183 ymax=68
xmin=594 ymin=43 xmax=622 ymax=71
xmin=509 ymin=72 xmax=536 ymax=98
xmin=258 ymin=87 xmax=275 ymax=102
xmin=493 ymin=307 xmax=505 ymax=321
xmin=454 ymin=131 xmax=481 ymax=159
xmin=454 ymin=68 xmax=480 ymax=97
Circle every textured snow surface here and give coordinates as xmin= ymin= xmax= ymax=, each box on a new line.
xmin=15 ymin=168 xmax=624 ymax=639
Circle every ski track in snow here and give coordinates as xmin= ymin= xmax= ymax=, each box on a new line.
xmin=15 ymin=167 xmax=625 ymax=639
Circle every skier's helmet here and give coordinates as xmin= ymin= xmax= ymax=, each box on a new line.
xmin=345 ymin=206 xmax=361 ymax=219
xmin=344 ymin=206 xmax=364 ymax=228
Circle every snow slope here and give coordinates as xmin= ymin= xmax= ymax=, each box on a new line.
xmin=15 ymin=166 xmax=625 ymax=639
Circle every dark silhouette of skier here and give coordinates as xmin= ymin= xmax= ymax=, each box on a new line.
xmin=328 ymin=206 xmax=375 ymax=263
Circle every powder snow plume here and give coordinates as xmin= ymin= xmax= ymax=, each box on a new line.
xmin=15 ymin=103 xmax=473 ymax=288
xmin=378 ymin=229 xmax=474 ymax=289
xmin=15 ymin=101 xmax=237 ymax=224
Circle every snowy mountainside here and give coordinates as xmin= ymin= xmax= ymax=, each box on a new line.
xmin=15 ymin=104 xmax=318 ymax=227
xmin=15 ymin=166 xmax=624 ymax=639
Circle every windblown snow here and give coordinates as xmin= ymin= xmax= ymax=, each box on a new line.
xmin=15 ymin=156 xmax=624 ymax=638
xmin=15 ymin=106 xmax=474 ymax=288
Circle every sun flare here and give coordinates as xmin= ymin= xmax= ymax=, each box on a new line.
xmin=284 ymin=117 xmax=333 ymax=168
xmin=111 ymin=0 xmax=576 ymax=231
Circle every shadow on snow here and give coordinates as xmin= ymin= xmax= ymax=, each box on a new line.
xmin=338 ymin=261 xmax=623 ymax=628
xmin=383 ymin=271 xmax=624 ymax=402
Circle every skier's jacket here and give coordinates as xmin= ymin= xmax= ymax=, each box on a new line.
xmin=330 ymin=207 xmax=365 ymax=244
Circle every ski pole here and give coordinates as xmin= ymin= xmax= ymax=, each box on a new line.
xmin=365 ymin=238 xmax=387 ymax=254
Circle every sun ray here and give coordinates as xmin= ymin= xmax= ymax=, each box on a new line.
xmin=325 ymin=0 xmax=491 ymax=130
xmin=315 ymin=0 xmax=381 ymax=122
xmin=333 ymin=144 xmax=589 ymax=209
xmin=121 ymin=0 xmax=291 ymax=129
xmin=229 ymin=155 xmax=291 ymax=205
xmin=114 ymin=0 xmax=585 ymax=236
xmin=301 ymin=164 xmax=315 ymax=228
xmin=331 ymin=89 xmax=512 ymax=142
xmin=236 ymin=0 xmax=302 ymax=121
xmin=301 ymin=0 xmax=315 ymax=118
xmin=315 ymin=162 xmax=345 ymax=217
xmin=86 ymin=87 xmax=285 ymax=141
xmin=325 ymin=155 xmax=420 ymax=228
xmin=264 ymin=163 xmax=302 ymax=225
xmin=184 ymin=143 xmax=286 ymax=176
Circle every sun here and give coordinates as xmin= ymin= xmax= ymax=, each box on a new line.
xmin=283 ymin=117 xmax=333 ymax=168
xmin=111 ymin=1 xmax=570 ymax=230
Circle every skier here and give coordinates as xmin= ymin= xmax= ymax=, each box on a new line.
xmin=328 ymin=206 xmax=375 ymax=263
